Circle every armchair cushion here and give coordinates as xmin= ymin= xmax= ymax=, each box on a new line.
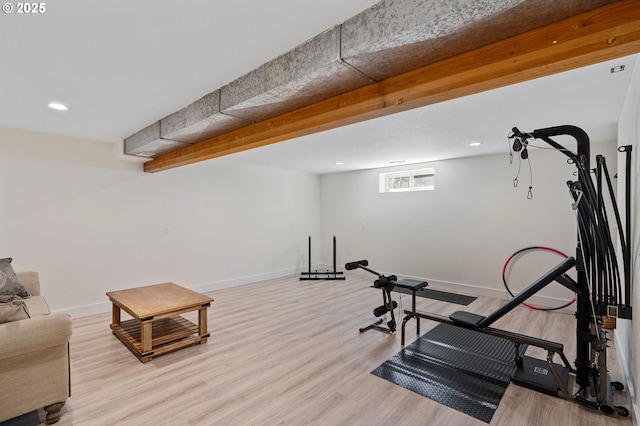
xmin=23 ymin=295 xmax=50 ymax=317
xmin=0 ymin=258 xmax=30 ymax=302
xmin=0 ymin=299 xmax=30 ymax=324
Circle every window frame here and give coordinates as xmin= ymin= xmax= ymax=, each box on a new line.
xmin=379 ymin=167 xmax=435 ymax=193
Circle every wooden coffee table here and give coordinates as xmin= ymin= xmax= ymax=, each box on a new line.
xmin=106 ymin=282 xmax=213 ymax=362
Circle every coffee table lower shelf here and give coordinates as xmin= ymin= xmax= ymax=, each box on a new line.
xmin=111 ymin=316 xmax=207 ymax=362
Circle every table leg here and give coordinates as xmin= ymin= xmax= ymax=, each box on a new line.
xmin=198 ymin=306 xmax=208 ymax=343
xmin=111 ymin=304 xmax=121 ymax=326
xmin=141 ymin=320 xmax=152 ymax=354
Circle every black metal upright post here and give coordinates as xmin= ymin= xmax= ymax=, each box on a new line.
xmin=531 ymin=125 xmax=591 ymax=391
xmin=620 ymin=145 xmax=633 ymax=313
xmin=333 ymin=236 xmax=337 ymax=275
xmin=308 ymin=235 xmax=312 ymax=277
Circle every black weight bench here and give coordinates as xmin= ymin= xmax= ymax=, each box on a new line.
xmin=401 ymin=257 xmax=578 ymax=343
xmin=449 ymin=257 xmax=578 ymax=330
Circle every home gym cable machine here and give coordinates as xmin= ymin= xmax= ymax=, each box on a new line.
xmin=510 ymin=125 xmax=632 ymax=413
xmin=356 ymin=125 xmax=632 ymax=415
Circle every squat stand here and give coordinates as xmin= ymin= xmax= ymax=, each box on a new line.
xmin=300 ymin=236 xmax=345 ymax=280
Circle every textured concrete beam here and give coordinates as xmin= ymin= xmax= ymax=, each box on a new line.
xmin=341 ymin=0 xmax=620 ymax=81
xmin=123 ymin=122 xmax=191 ymax=157
xmin=159 ymin=91 xmax=252 ymax=144
xmin=220 ymin=26 xmax=373 ymax=122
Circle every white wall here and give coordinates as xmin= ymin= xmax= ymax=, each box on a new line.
xmin=0 ymin=127 xmax=321 ymax=316
xmin=617 ymin=58 xmax=640 ymax=424
xmin=321 ymin=141 xmax=618 ymax=305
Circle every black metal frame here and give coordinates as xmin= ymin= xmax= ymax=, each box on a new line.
xmin=344 ymin=260 xmax=399 ymax=333
xmin=300 ymin=236 xmax=345 ymax=280
xmin=448 ymin=257 xmax=579 ymax=330
xmin=616 ymin=144 xmax=633 ymax=315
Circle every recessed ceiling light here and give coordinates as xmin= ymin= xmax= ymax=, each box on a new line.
xmin=469 ymin=142 xmax=482 ymax=146
xmin=334 ymin=162 xmax=343 ymax=165
xmin=48 ymin=102 xmax=68 ymax=111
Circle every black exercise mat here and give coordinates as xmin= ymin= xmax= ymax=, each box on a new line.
xmin=370 ymin=285 xmax=477 ymax=305
xmin=371 ymin=323 xmax=526 ymax=423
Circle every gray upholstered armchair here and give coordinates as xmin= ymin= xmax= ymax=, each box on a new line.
xmin=0 ymin=271 xmax=73 ymax=424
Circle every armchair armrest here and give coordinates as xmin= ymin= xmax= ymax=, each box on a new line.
xmin=0 ymin=314 xmax=72 ymax=359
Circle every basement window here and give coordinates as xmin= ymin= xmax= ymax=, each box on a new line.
xmin=379 ymin=168 xmax=435 ymax=193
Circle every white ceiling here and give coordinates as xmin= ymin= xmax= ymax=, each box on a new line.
xmin=1 ymin=1 xmax=636 ymax=175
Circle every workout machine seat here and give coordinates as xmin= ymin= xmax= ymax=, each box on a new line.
xmin=449 ymin=311 xmax=485 ymax=330
xmin=449 ymin=257 xmax=578 ymax=331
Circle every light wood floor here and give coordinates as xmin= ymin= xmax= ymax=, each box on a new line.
xmin=4 ymin=275 xmax=633 ymax=425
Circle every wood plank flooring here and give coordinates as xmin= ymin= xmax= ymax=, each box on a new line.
xmin=3 ymin=275 xmax=632 ymax=425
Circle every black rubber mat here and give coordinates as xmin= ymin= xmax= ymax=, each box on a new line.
xmin=371 ymin=286 xmax=477 ymax=305
xmin=371 ymin=323 xmax=526 ymax=423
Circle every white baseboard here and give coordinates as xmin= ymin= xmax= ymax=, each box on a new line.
xmin=614 ymin=324 xmax=638 ymax=425
xmin=59 ymin=301 xmax=112 ymax=318
xmin=342 ymin=266 xmax=576 ymax=312
xmin=55 ymin=266 xmax=307 ymax=319
xmin=190 ymin=266 xmax=302 ymax=293
xmin=54 ymin=263 xmax=576 ymax=318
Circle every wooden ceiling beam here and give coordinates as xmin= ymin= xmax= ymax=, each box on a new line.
xmin=144 ymin=0 xmax=640 ymax=173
